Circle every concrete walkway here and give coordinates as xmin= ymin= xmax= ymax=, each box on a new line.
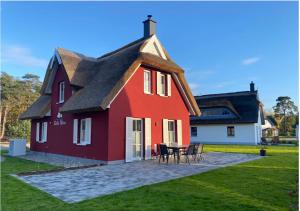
xmin=15 ymin=152 xmax=261 ymax=203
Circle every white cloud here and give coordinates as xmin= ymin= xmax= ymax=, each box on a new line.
xmin=242 ymin=57 xmax=261 ymax=65
xmin=189 ymin=83 xmax=200 ymax=95
xmin=213 ymin=81 xmax=234 ymax=89
xmin=1 ymin=45 xmax=48 ymax=68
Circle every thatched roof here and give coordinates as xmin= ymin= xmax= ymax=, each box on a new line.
xmin=21 ymin=35 xmax=200 ymax=119
xmin=19 ymin=95 xmax=51 ymax=120
xmin=191 ymin=91 xmax=265 ymax=124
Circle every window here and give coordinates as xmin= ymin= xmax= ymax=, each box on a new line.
xmin=227 ymin=126 xmax=235 ymax=137
xmin=161 ymin=74 xmax=166 ymax=96
xmin=59 ymin=81 xmax=65 ymax=103
xmin=144 ymin=70 xmax=152 ymax=94
xmin=168 ymin=120 xmax=176 ymax=145
xmin=191 ymin=127 xmax=197 ymax=137
xmin=41 ymin=122 xmax=47 ymax=142
xmin=74 ymin=118 xmax=92 ymax=145
xmin=36 ymin=122 xmax=47 ymax=143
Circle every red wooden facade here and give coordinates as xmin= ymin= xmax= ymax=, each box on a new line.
xmin=30 ymin=64 xmax=190 ymax=162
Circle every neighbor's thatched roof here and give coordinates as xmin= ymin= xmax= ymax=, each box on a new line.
xmin=191 ymin=91 xmax=265 ymax=125
xmin=21 ymin=35 xmax=200 ymax=119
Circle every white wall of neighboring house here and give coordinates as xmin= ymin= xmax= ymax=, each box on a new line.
xmin=191 ymin=110 xmax=263 ymax=145
xmin=191 ymin=123 xmax=258 ymax=145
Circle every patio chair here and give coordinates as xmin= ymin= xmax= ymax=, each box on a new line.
xmin=196 ymin=144 xmax=204 ymax=162
xmin=192 ymin=144 xmax=199 ymax=161
xmin=158 ymin=144 xmax=170 ymax=164
xmin=182 ymin=144 xmax=196 ymax=164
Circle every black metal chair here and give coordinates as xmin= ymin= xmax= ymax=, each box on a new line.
xmin=182 ymin=144 xmax=196 ymax=164
xmin=158 ymin=144 xmax=171 ymax=164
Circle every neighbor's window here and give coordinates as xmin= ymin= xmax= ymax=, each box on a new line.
xmin=144 ymin=70 xmax=152 ymax=94
xmin=59 ymin=81 xmax=65 ymax=103
xmin=168 ymin=120 xmax=176 ymax=145
xmin=227 ymin=126 xmax=235 ymax=137
xmin=191 ymin=127 xmax=197 ymax=137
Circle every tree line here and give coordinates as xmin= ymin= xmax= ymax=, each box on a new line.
xmin=0 ymin=72 xmax=298 ymax=140
xmin=1 ymin=72 xmax=42 ymax=140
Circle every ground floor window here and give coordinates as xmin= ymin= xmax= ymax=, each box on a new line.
xmin=191 ymin=127 xmax=197 ymax=137
xmin=168 ymin=120 xmax=176 ymax=145
xmin=36 ymin=122 xmax=47 ymax=143
xmin=73 ymin=118 xmax=92 ymax=145
xmin=227 ymin=126 xmax=235 ymax=137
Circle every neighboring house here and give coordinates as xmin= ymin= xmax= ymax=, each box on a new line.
xmin=262 ymin=116 xmax=278 ymax=137
xmin=20 ymin=16 xmax=200 ymax=163
xmin=190 ymin=82 xmax=264 ymax=145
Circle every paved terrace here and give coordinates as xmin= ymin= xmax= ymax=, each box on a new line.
xmin=15 ymin=152 xmax=261 ymax=203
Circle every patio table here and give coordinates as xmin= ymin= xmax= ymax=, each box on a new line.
xmin=167 ymin=145 xmax=188 ymax=164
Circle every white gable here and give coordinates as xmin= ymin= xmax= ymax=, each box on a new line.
xmin=141 ymin=35 xmax=167 ymax=60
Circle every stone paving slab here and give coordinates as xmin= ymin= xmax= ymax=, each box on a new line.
xmin=18 ymin=151 xmax=103 ymax=168
xmin=15 ymin=152 xmax=261 ymax=203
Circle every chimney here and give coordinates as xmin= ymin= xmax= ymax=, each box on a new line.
xmin=143 ymin=15 xmax=156 ymax=38
xmin=250 ymin=81 xmax=255 ymax=92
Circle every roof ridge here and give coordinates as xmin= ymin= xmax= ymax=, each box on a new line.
xmin=57 ymin=47 xmax=97 ymax=61
xmin=195 ymin=90 xmax=257 ymax=98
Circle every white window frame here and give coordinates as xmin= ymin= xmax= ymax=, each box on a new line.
xmin=77 ymin=118 xmax=92 ymax=146
xmin=144 ymin=70 xmax=152 ymax=94
xmin=59 ymin=81 xmax=65 ymax=103
xmin=227 ymin=126 xmax=235 ymax=137
xmin=168 ymin=120 xmax=176 ymax=145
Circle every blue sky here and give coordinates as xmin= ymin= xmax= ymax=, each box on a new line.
xmin=1 ymin=1 xmax=298 ymax=110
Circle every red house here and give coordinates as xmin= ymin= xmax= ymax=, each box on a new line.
xmin=20 ymin=16 xmax=200 ymax=164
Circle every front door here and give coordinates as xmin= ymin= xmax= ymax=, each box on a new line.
xmin=132 ymin=119 xmax=143 ymax=160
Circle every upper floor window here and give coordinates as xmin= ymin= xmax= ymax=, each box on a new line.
xmin=59 ymin=81 xmax=65 ymax=103
xmin=191 ymin=127 xmax=197 ymax=137
xmin=144 ymin=70 xmax=152 ymax=94
xmin=157 ymin=72 xmax=171 ymax=96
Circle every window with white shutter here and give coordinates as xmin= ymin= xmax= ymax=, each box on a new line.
xmin=167 ymin=74 xmax=171 ymax=96
xmin=144 ymin=118 xmax=151 ymax=160
xmin=76 ymin=118 xmax=92 ymax=145
xmin=126 ymin=117 xmax=134 ymax=162
xmin=163 ymin=119 xmax=169 ymax=144
xmin=59 ymin=81 xmax=65 ymax=103
xmin=144 ymin=70 xmax=152 ymax=94
xmin=176 ymin=120 xmax=182 ymax=146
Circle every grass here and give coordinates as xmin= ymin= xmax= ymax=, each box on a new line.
xmin=1 ymin=145 xmax=298 ymax=211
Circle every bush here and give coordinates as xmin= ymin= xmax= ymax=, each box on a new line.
xmin=6 ymin=120 xmax=30 ymax=141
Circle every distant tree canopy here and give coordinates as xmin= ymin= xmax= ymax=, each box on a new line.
xmin=0 ymin=72 xmax=42 ymax=140
xmin=273 ymin=96 xmax=298 ymax=136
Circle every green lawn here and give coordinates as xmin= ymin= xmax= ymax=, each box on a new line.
xmin=1 ymin=145 xmax=298 ymax=211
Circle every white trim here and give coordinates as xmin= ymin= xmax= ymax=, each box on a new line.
xmin=167 ymin=74 xmax=171 ymax=96
xmin=140 ymin=35 xmax=167 ymax=60
xmin=144 ymin=118 xmax=151 ymax=160
xmin=172 ymin=73 xmax=195 ymax=115
xmin=125 ymin=117 xmax=134 ymax=162
xmin=36 ymin=122 xmax=40 ymax=142
xmin=176 ymin=120 xmax=182 ymax=145
xmin=163 ymin=119 xmax=169 ymax=144
xmin=106 ymin=64 xmax=141 ymax=108
xmin=73 ymin=119 xmax=78 ymax=144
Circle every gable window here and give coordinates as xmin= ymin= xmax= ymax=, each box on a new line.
xmin=168 ymin=120 xmax=176 ymax=145
xmin=144 ymin=70 xmax=152 ymax=94
xmin=227 ymin=126 xmax=235 ymax=137
xmin=59 ymin=81 xmax=65 ymax=103
xmin=73 ymin=118 xmax=92 ymax=145
xmin=191 ymin=127 xmax=197 ymax=137
xmin=161 ymin=74 xmax=166 ymax=96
